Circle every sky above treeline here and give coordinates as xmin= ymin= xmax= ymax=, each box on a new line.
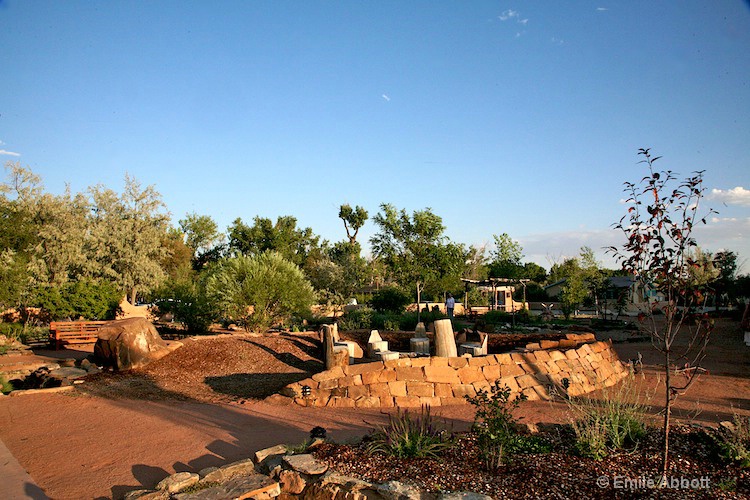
xmin=1 ymin=1 xmax=749 ymax=271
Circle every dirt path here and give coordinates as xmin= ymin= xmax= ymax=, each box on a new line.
xmin=0 ymin=319 xmax=747 ymax=499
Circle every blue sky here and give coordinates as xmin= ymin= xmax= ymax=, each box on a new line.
xmin=2 ymin=1 xmax=749 ymax=271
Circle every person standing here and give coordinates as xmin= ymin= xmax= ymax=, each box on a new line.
xmin=445 ymin=293 xmax=455 ymax=320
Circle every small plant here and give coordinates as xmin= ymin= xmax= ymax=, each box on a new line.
xmin=465 ymin=381 xmax=548 ymax=469
xmin=1 ymin=375 xmax=14 ymax=394
xmin=714 ymin=413 xmax=750 ymax=468
xmin=717 ymin=477 xmax=738 ymax=492
xmin=365 ymin=405 xmax=453 ymax=459
xmin=567 ymin=375 xmax=648 ymax=460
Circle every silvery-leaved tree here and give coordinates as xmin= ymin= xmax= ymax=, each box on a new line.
xmin=608 ymin=149 xmax=716 ymax=485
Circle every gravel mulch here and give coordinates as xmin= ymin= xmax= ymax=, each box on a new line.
xmin=313 ymin=425 xmax=749 ymax=499
xmin=79 ymin=332 xmax=324 ymax=403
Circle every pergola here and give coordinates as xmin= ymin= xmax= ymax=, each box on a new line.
xmin=461 ymin=277 xmax=530 ymax=313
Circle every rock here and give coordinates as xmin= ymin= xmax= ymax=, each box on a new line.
xmin=282 ymin=454 xmax=328 ymax=476
xmin=279 ymin=469 xmax=307 ymax=494
xmin=173 ymin=487 xmax=226 ymax=500
xmin=201 ymin=458 xmax=256 ymax=483
xmin=223 ymin=474 xmax=280 ymax=499
xmin=376 ymin=480 xmax=429 ymax=500
xmin=197 ymin=466 xmax=219 ymax=479
xmin=156 ymin=471 xmax=200 ymax=494
xmin=60 ymin=358 xmax=76 ymax=367
xmin=255 ymin=444 xmax=288 ymax=464
xmin=319 ymin=471 xmax=375 ymax=491
xmin=49 ymin=367 xmax=88 ymax=381
xmin=123 ymin=489 xmax=170 ymax=499
xmin=438 ymin=493 xmax=493 ymax=500
xmin=94 ymin=317 xmax=172 ymax=371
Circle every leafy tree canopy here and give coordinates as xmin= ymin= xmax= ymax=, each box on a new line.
xmin=228 ymin=215 xmax=323 ymax=268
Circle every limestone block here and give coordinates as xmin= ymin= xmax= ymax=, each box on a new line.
xmin=419 ymin=396 xmax=442 ymax=407
xmin=531 ymin=385 xmax=551 ymax=401
xmin=255 ymin=444 xmax=288 ymax=464
xmin=448 ymin=357 xmax=469 ymax=368
xmin=457 ymin=366 xmax=485 ymax=384
xmin=345 ymin=362 xmax=384 ymax=376
xmin=318 ymin=378 xmax=340 ymax=390
xmin=515 ymin=374 xmax=538 ymax=390
xmin=367 ymin=330 xmax=382 ymax=343
xmin=156 ymin=472 xmax=200 ymax=494
xmin=348 ymin=384 xmax=370 ymax=399
xmin=406 ymin=381 xmax=435 ymax=397
xmin=525 ymin=343 xmax=541 ymax=350
xmin=388 ymin=381 xmax=408 ymax=397
xmin=279 ymin=469 xmax=307 ymax=495
xmin=414 ymin=322 xmax=427 ymax=337
xmin=381 ymin=396 xmax=396 ymax=407
xmin=336 ymin=375 xmax=362 ymax=387
xmin=411 ymin=357 xmax=432 ymax=368
xmin=522 ymin=387 xmax=541 ymax=401
xmin=564 ymin=349 xmax=579 ymax=360
xmin=312 ymin=367 xmax=345 ymax=382
xmin=410 ymin=338 xmax=430 ymax=355
xmin=545 ymin=361 xmax=561 ymax=374
xmin=394 ymin=396 xmax=422 ymax=407
xmin=430 ymin=357 xmax=450 ymax=367
xmin=368 ymin=340 xmax=389 ymax=358
xmin=361 ymin=371 xmax=381 ymax=385
xmin=452 ymin=384 xmax=477 ymax=398
xmin=501 ymin=363 xmax=525 ymax=378
xmin=492 ymin=353 xmax=513 ymax=364
xmin=534 ymin=350 xmax=551 ymax=362
xmin=395 ymin=366 xmax=424 ymax=381
xmin=548 ymin=350 xmax=566 ymax=361
xmin=434 ymin=319 xmax=457 ymax=357
xmin=539 ymin=340 xmax=559 ymax=349
xmin=499 ymin=376 xmax=520 ymax=392
xmin=337 ymin=340 xmax=364 ymax=359
xmin=327 ymin=397 xmax=356 ymax=408
xmin=481 ymin=364 xmax=501 ymax=381
xmin=374 ymin=351 xmax=400 ymax=362
xmin=384 ymin=358 xmax=412 ymax=369
xmin=434 ymin=383 xmax=454 ymax=398
xmin=377 ymin=370 xmax=398 ymax=383
xmin=355 ymin=396 xmax=381 ymax=408
xmin=369 ymin=382 xmax=392 ymax=398
xmin=467 ymin=356 xmax=490 ymax=367
xmin=510 ymin=353 xmax=526 ymax=363
xmin=472 ymin=380 xmax=492 ymax=393
xmin=423 ymin=366 xmax=461 ymax=384
xmin=558 ymin=339 xmax=578 ymax=349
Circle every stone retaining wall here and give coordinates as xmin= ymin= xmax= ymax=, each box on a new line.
xmin=281 ymin=337 xmax=629 ymax=408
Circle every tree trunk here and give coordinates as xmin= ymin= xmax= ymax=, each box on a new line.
xmin=130 ymin=287 xmax=137 ymax=306
xmin=661 ymin=349 xmax=672 ymax=487
xmin=434 ymin=319 xmax=457 ymax=357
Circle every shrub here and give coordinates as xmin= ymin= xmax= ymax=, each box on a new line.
xmin=337 ymin=307 xmax=374 ymax=331
xmin=466 ymin=381 xmax=549 ymax=469
xmin=365 ymin=405 xmax=453 ymax=459
xmin=567 ymin=375 xmax=647 ymax=460
xmin=370 ymin=287 xmax=410 ymax=313
xmin=205 ymin=252 xmax=315 ymax=331
xmin=150 ymin=276 xmax=217 ymax=333
xmin=714 ymin=413 xmax=750 ymax=468
xmin=399 ymin=310 xmax=447 ymax=330
xmin=33 ymin=280 xmax=121 ymax=320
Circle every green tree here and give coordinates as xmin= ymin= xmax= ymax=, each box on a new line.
xmin=179 ymin=212 xmax=225 ymax=269
xmin=87 ymin=175 xmax=170 ymax=304
xmin=338 ymin=204 xmax=368 ymax=244
xmin=228 ymin=215 xmax=322 ymax=268
xmin=151 ymin=274 xmax=217 ymax=333
xmin=713 ymin=250 xmax=738 ymax=306
xmin=489 ymin=233 xmax=523 ymax=279
xmin=205 ymin=252 xmax=315 ymax=331
xmin=370 ymin=203 xmax=468 ymax=299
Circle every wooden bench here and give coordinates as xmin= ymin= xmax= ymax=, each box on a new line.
xmin=49 ymin=321 xmax=109 ymax=350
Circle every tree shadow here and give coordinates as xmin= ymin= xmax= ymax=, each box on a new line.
xmin=204 ymin=372 xmax=312 ymax=399
xmin=242 ymin=339 xmax=323 ymax=373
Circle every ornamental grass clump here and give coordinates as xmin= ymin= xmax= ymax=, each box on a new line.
xmin=365 ymin=405 xmax=453 ymax=459
xmin=567 ymin=375 xmax=648 ymax=460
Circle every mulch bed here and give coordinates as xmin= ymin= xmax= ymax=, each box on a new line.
xmin=313 ymin=425 xmax=749 ymax=499
xmin=79 ymin=332 xmax=324 ymax=403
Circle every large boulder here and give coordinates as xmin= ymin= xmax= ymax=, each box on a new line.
xmin=94 ymin=317 xmax=171 ymax=370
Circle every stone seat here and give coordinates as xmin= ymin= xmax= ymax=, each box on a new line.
xmin=458 ymin=331 xmax=488 ymax=356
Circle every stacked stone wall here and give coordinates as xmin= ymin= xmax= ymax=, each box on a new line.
xmin=281 ymin=339 xmax=629 ymax=408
